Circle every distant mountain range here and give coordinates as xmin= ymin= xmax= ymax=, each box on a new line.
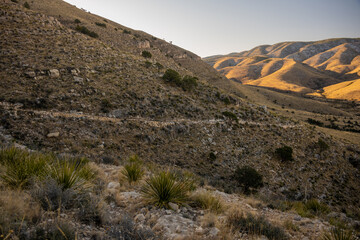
xmin=204 ymin=38 xmax=360 ymax=101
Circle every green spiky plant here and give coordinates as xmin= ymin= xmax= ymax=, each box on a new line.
xmin=322 ymin=227 xmax=354 ymax=240
xmin=141 ymin=171 xmax=191 ymax=208
xmin=0 ymin=147 xmax=50 ymax=188
xmin=48 ymin=158 xmax=95 ymax=190
xmin=121 ymin=155 xmax=144 ymax=184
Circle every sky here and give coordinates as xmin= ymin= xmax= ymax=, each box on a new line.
xmin=64 ymin=0 xmax=360 ymax=57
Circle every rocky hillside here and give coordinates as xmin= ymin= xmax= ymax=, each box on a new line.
xmin=204 ymin=38 xmax=360 ymax=100
xmin=1 ymin=1 xmax=360 ymax=239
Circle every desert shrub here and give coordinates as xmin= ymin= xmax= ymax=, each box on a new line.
xmin=234 ymin=166 xmax=263 ymax=194
xmin=181 ymin=75 xmax=198 ymax=91
xmin=0 ymin=147 xmax=50 ymax=188
xmin=162 ymin=69 xmax=182 ymax=86
xmin=227 ymin=211 xmax=289 ymax=240
xmin=275 ymin=146 xmax=293 ymax=162
xmin=23 ymin=2 xmax=30 ymax=9
xmin=155 ymin=62 xmax=164 ymax=70
xmin=75 ymin=25 xmax=99 ymax=38
xmin=141 ymin=171 xmax=191 ymax=208
xmin=307 ymin=118 xmax=324 ymax=127
xmin=11 ymin=0 xmax=18 ymax=3
xmin=208 ymin=152 xmax=217 ymax=162
xmin=0 ymin=190 xmax=41 ymax=237
xmin=31 ymin=221 xmax=76 ymax=240
xmin=107 ymin=213 xmax=155 ymax=239
xmin=77 ymin=195 xmax=104 ymax=225
xmin=123 ymin=29 xmax=131 ymax=34
xmin=322 ymin=227 xmax=354 ymax=240
xmin=141 ymin=50 xmax=152 ymax=58
xmin=74 ymin=19 xmax=81 ymax=24
xmin=144 ymin=60 xmax=152 ymax=68
xmin=101 ymin=99 xmax=113 ymax=113
xmin=190 ymin=190 xmax=223 ymax=214
xmin=121 ymin=155 xmax=144 ymax=184
xmin=317 ymin=138 xmax=329 ymax=152
xmin=222 ymin=111 xmax=238 ymax=122
xmin=304 ymin=199 xmax=330 ymax=215
xmin=48 ymin=158 xmax=95 ymax=191
xmin=95 ymin=22 xmax=106 ymax=28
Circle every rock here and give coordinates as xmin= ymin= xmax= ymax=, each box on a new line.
xmin=294 ymin=215 xmax=302 ymax=221
xmin=134 ymin=214 xmax=145 ymax=222
xmin=138 ymin=40 xmax=150 ymax=49
xmin=47 ymin=132 xmax=60 ymax=138
xmin=49 ymin=69 xmax=60 ymax=78
xmin=208 ymin=227 xmax=220 ymax=237
xmin=107 ymin=182 xmax=120 ymax=189
xmin=25 ymin=71 xmax=35 ymax=78
xmin=168 ymin=202 xmax=179 ymax=212
xmin=73 ymin=76 xmax=84 ymax=84
xmin=195 ymin=226 xmax=204 ymax=234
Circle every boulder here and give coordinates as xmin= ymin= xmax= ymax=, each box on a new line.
xmin=49 ymin=69 xmax=60 ymax=78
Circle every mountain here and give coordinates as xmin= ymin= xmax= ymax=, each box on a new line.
xmin=1 ymin=0 xmax=360 ymax=239
xmin=204 ymin=38 xmax=360 ymax=100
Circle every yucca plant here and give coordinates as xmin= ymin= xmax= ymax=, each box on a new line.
xmin=121 ymin=155 xmax=144 ymax=184
xmin=141 ymin=171 xmax=191 ymax=208
xmin=322 ymin=227 xmax=354 ymax=240
xmin=190 ymin=190 xmax=223 ymax=214
xmin=0 ymin=148 xmax=50 ymax=188
xmin=49 ymin=159 xmax=95 ymax=191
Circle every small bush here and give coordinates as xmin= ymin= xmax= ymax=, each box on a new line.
xmin=162 ymin=69 xmax=182 ymax=86
xmin=11 ymin=0 xmax=18 ymax=3
xmin=23 ymin=2 xmax=30 ymax=9
xmin=31 ymin=177 xmax=75 ymax=211
xmin=227 ymin=211 xmax=289 ymax=240
xmin=208 ymin=152 xmax=217 ymax=162
xmin=95 ymin=22 xmax=106 ymax=28
xmin=275 ymin=146 xmax=293 ymax=162
xmin=190 ymin=190 xmax=223 ymax=214
xmin=121 ymin=155 xmax=144 ymax=184
xmin=317 ymin=138 xmax=329 ymax=152
xmin=181 ymin=75 xmax=198 ymax=91
xmin=222 ymin=111 xmax=238 ymax=122
xmin=141 ymin=51 xmax=152 ymax=58
xmin=155 ymin=62 xmax=163 ymax=70
xmin=123 ymin=29 xmax=131 ymax=34
xmin=304 ymin=199 xmax=330 ymax=215
xmin=101 ymin=99 xmax=113 ymax=113
xmin=234 ymin=166 xmax=263 ymax=193
xmin=32 ymin=221 xmax=76 ymax=240
xmin=322 ymin=227 xmax=354 ymax=240
xmin=144 ymin=60 xmax=152 ymax=68
xmin=75 ymin=25 xmax=99 ymax=38
xmin=74 ymin=19 xmax=81 ymax=24
xmin=307 ymin=118 xmax=324 ymax=127
xmin=141 ymin=171 xmax=191 ymax=208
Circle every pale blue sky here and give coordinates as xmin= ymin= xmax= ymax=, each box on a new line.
xmin=64 ymin=0 xmax=360 ymax=57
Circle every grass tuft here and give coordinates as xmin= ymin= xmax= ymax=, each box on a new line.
xmin=121 ymin=155 xmax=144 ymax=184
xmin=322 ymin=227 xmax=354 ymax=240
xmin=190 ymin=190 xmax=223 ymax=214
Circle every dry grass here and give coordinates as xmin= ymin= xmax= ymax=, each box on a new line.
xmin=0 ymin=190 xmax=41 ymax=236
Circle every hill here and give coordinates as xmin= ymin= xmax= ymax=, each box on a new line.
xmin=204 ymin=38 xmax=360 ymax=100
xmin=1 ymin=1 xmax=360 ymax=239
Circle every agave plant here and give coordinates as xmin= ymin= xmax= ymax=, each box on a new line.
xmin=48 ymin=159 xmax=95 ymax=190
xmin=141 ymin=171 xmax=191 ymax=208
xmin=121 ymin=155 xmax=144 ymax=184
xmin=0 ymin=147 xmax=50 ymax=188
xmin=322 ymin=227 xmax=354 ymax=240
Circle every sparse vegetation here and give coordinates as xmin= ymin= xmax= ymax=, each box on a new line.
xmin=317 ymin=138 xmax=329 ymax=152
xmin=123 ymin=29 xmax=131 ymax=34
xmin=141 ymin=171 xmax=191 ymax=208
xmin=275 ymin=145 xmax=293 ymax=162
xmin=74 ymin=19 xmax=81 ymax=24
xmin=308 ymin=118 xmax=324 ymax=127
xmin=234 ymin=166 xmax=263 ymax=193
xmin=181 ymin=75 xmax=198 ymax=91
xmin=101 ymin=99 xmax=113 ymax=113
xmin=227 ymin=211 xmax=289 ymax=240
xmin=121 ymin=155 xmax=144 ymax=184
xmin=141 ymin=50 xmax=152 ymax=58
xmin=75 ymin=25 xmax=99 ymax=38
xmin=144 ymin=60 xmax=152 ymax=68
xmin=162 ymin=69 xmax=182 ymax=86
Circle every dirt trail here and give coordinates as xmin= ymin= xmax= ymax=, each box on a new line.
xmin=0 ymin=102 xmax=297 ymax=128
